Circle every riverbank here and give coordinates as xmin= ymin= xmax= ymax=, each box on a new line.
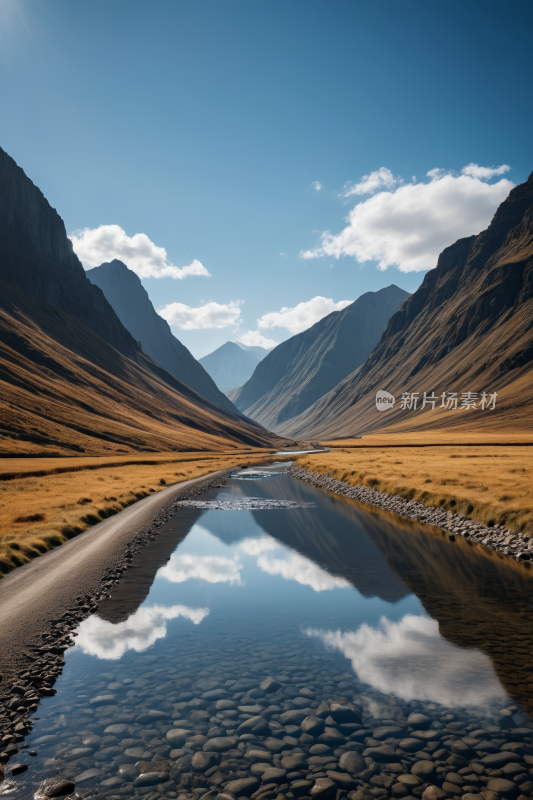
xmin=295 ymin=443 xmax=533 ymax=535
xmin=0 ymin=451 xmax=278 ymax=578
xmin=288 ymin=464 xmax=533 ymax=564
xmin=0 ymin=466 xmax=242 ymax=717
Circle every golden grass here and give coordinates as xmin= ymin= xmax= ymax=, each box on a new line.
xmin=0 ymin=296 xmax=289 ymax=456
xmin=322 ymin=429 xmax=533 ymax=447
xmin=298 ymin=443 xmax=533 ymax=534
xmin=0 ymin=450 xmax=277 ymax=577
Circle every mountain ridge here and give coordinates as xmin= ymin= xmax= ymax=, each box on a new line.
xmin=229 ymin=284 xmax=410 ymax=431
xmin=86 ymin=259 xmax=239 ymax=413
xmin=0 ymin=146 xmax=139 ymax=359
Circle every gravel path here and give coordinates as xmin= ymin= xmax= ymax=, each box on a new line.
xmin=0 ymin=468 xmax=234 ymax=696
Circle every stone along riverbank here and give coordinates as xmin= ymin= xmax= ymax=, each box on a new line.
xmin=2 ymin=649 xmax=533 ymax=800
xmin=287 ymin=466 xmax=533 ymax=564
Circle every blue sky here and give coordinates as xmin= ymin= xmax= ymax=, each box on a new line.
xmin=1 ymin=0 xmax=532 ymax=357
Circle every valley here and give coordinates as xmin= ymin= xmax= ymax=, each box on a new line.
xmin=2 ymin=10 xmax=533 ymax=800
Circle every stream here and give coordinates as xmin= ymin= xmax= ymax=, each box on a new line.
xmin=3 ymin=463 xmax=533 ymax=800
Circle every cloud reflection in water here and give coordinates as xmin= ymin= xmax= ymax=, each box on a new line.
xmin=306 ymin=614 xmax=506 ymax=706
xmin=158 ymin=552 xmax=243 ymax=585
xmin=157 ymin=527 xmax=243 ymax=585
xmin=238 ymin=536 xmax=278 ymax=556
xmin=76 ymin=604 xmax=209 ymax=659
xmin=258 ymin=550 xmax=350 ymax=592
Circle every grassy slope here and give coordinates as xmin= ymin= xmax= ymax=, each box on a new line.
xmin=298 ymin=442 xmax=533 ymax=534
xmin=0 ymin=451 xmax=280 ymax=577
xmin=0 ymin=283 xmax=290 ymax=456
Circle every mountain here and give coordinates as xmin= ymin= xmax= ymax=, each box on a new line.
xmin=228 ymin=285 xmax=410 ymax=431
xmin=0 ymin=150 xmax=136 ymax=358
xmin=236 ymin=342 xmax=272 ymax=360
xmin=277 ymin=172 xmax=533 ymax=440
xmin=199 ymin=340 xmax=270 ymax=393
xmin=0 ymin=146 xmax=290 ymax=455
xmin=86 ymin=259 xmax=238 ymax=413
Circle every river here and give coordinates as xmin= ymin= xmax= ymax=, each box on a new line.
xmin=3 ymin=463 xmax=533 ymax=800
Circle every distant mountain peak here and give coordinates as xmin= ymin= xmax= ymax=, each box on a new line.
xmin=199 ymin=340 xmax=270 ymax=393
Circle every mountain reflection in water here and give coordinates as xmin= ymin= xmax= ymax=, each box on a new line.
xmin=90 ymin=468 xmax=533 ymax=712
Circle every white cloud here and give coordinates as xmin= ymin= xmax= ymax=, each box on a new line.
xmin=342 ymin=167 xmax=396 ymax=197
xmin=301 ymin=166 xmax=514 ymax=273
xmin=158 ymin=551 xmax=243 ymax=585
xmin=462 ymin=163 xmax=511 ymax=180
xmin=258 ymin=551 xmax=350 ymax=592
xmin=311 ymin=181 xmax=322 ymax=191
xmin=306 ymin=615 xmax=506 ymax=706
xmin=238 ymin=330 xmax=279 ymax=348
xmin=70 ymin=224 xmax=211 ymax=280
xmin=257 ymin=296 xmax=352 ymax=334
xmin=75 ymin=603 xmax=209 ymax=660
xmin=159 ymin=300 xmax=242 ymax=330
xmin=426 ymin=167 xmax=447 ymax=180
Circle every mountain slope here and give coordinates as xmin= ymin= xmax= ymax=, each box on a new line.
xmin=86 ymin=259 xmax=238 ymax=413
xmin=0 ymin=146 xmax=289 ymax=454
xmin=229 ymin=285 xmax=410 ymax=431
xmin=278 ymin=172 xmax=533 ymax=439
xmin=0 ymin=148 xmax=138 ymax=359
xmin=199 ymin=341 xmax=269 ymax=392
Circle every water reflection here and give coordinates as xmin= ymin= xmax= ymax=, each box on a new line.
xmin=257 ymin=549 xmax=350 ymax=591
xmin=85 ymin=468 xmax=533 ymax=711
xmin=306 ymin=614 xmax=506 ymax=706
xmin=159 ymin=526 xmax=243 ymax=585
xmin=9 ymin=467 xmax=533 ymax=800
xmin=76 ymin=603 xmax=209 ymax=659
xmin=248 ymin=473 xmax=533 ymax=713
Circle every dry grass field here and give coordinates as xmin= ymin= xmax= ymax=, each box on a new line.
xmin=0 ymin=450 xmax=279 ymax=577
xmin=299 ymin=440 xmax=533 ymax=534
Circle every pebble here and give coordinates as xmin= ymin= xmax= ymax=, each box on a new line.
xmin=338 ymin=751 xmax=365 ymax=775
xmin=482 ymin=752 xmax=523 ymax=767
xmin=224 ymin=777 xmax=259 ymax=794
xmin=133 ymin=772 xmax=167 ymax=787
xmin=310 ymin=776 xmax=336 ymax=797
xmin=407 ymin=713 xmax=431 ymax=728
xmin=9 ymin=763 xmax=28 ymax=775
xmin=399 ymin=738 xmax=423 ymax=752
xmin=43 ymin=779 xmax=76 ymax=797
xmin=411 ymin=760 xmax=436 ymax=779
xmin=487 ymin=777 xmax=520 ymax=796
xmin=363 ymin=744 xmax=398 ymax=762
xmin=203 ymin=736 xmax=238 ymax=751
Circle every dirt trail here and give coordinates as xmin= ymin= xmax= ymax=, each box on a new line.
xmin=0 ymin=469 xmax=230 ymax=689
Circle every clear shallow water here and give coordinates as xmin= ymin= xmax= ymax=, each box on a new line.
xmin=5 ymin=466 xmax=533 ymax=800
